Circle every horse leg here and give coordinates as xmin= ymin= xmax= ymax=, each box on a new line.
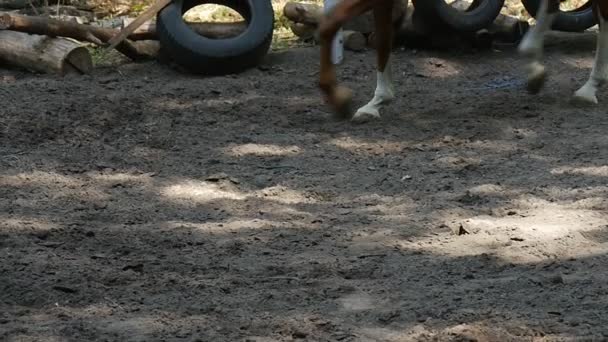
xmin=319 ymin=0 xmax=376 ymax=119
xmin=353 ymin=0 xmax=396 ymax=122
xmin=518 ymin=0 xmax=559 ymax=94
xmin=573 ymin=0 xmax=608 ymax=104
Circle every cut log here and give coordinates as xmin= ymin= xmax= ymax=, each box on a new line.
xmin=488 ymin=13 xmax=529 ymax=42
xmin=0 ymin=30 xmax=92 ymax=74
xmin=343 ymin=30 xmax=366 ymax=51
xmin=17 ymin=5 xmax=98 ymax=21
xmin=127 ymin=20 xmax=248 ymax=40
xmin=0 ymin=12 xmax=147 ymax=60
xmin=93 ymin=17 xmax=247 ymax=40
xmin=289 ymin=22 xmax=365 ymax=52
xmin=0 ymin=0 xmax=95 ymax=10
xmin=283 ymin=2 xmax=322 ymax=26
xmin=289 ymin=21 xmax=315 ymax=41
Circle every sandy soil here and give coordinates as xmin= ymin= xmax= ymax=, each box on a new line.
xmin=1 ymin=36 xmax=608 ymax=342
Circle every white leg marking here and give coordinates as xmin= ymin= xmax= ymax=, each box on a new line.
xmin=352 ymin=60 xmax=395 ymax=122
xmin=573 ymin=14 xmax=608 ymax=105
xmin=518 ymin=0 xmax=557 ymax=59
xmin=518 ymin=0 xmax=557 ymax=93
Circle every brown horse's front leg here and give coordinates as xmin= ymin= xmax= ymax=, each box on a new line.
xmin=318 ymin=0 xmax=376 ymax=119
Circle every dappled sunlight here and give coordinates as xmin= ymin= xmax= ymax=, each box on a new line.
xmin=225 ymin=143 xmax=302 ymax=157
xmin=327 ymin=134 xmax=522 ymax=157
xmin=551 ymin=165 xmax=608 ymax=177
xmin=257 ymin=185 xmax=316 ymax=204
xmin=0 ymin=171 xmax=85 ymax=188
xmin=356 ymin=322 xmax=522 ymax=342
xmin=404 ymin=202 xmax=608 ymax=264
xmin=468 ymin=183 xmax=511 ymax=196
xmin=161 ymin=180 xmax=247 ymax=202
xmin=91 ymin=172 xmax=155 ymax=186
xmin=166 ymin=218 xmax=305 ymax=232
xmin=328 ymin=136 xmax=411 ymax=154
xmin=339 ymin=292 xmax=378 ymax=312
xmin=345 ymin=194 xmax=418 ymax=219
xmin=0 ymin=171 xmax=109 ymax=202
xmin=0 ymin=216 xmax=55 ymax=232
xmin=160 ymin=180 xmax=316 ymax=205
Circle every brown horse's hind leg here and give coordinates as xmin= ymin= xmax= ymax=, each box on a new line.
xmin=518 ymin=0 xmax=560 ymax=94
xmin=353 ymin=1 xmax=396 ymax=122
xmin=318 ymin=0 xmax=377 ymax=119
xmin=573 ymin=0 xmax=608 ymax=104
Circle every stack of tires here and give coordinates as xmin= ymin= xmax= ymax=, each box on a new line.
xmin=156 ymin=0 xmax=274 ymax=75
xmin=414 ymin=0 xmax=595 ymax=33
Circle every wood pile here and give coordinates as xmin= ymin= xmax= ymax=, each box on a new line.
xmin=0 ymin=0 xmax=246 ymax=75
xmin=283 ymin=0 xmax=530 ymax=51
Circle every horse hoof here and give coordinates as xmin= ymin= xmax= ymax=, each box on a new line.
xmin=352 ymin=111 xmax=380 ymax=124
xmin=526 ymin=63 xmax=547 ymax=95
xmin=571 ymin=93 xmax=598 ymax=106
xmin=331 ymin=86 xmax=354 ymax=120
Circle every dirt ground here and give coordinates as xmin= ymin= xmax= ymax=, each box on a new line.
xmin=1 ymin=33 xmax=608 ymax=342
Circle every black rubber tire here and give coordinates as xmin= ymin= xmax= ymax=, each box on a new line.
xmin=157 ymin=0 xmax=274 ymax=75
xmin=521 ymin=0 xmax=595 ymax=32
xmin=413 ymin=0 xmax=505 ymax=32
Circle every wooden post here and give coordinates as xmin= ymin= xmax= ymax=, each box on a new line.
xmin=0 ymin=30 xmax=92 ymax=74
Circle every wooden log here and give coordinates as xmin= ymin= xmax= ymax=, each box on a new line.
xmin=0 ymin=12 xmax=150 ymax=60
xmin=343 ymin=30 xmax=366 ymax=51
xmin=283 ymin=2 xmax=322 ymax=26
xmin=93 ymin=16 xmax=247 ymax=40
xmin=289 ymin=21 xmax=315 ymax=41
xmin=105 ymin=0 xmax=172 ymax=51
xmin=0 ymin=29 xmax=92 ymax=74
xmin=17 ymin=5 xmax=97 ymax=21
xmin=289 ymin=22 xmax=365 ymax=52
xmin=488 ymin=13 xmax=529 ymax=42
xmin=128 ymin=20 xmax=247 ymax=40
xmin=0 ymin=0 xmax=95 ymax=10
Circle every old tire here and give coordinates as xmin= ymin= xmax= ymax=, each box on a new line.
xmin=521 ymin=0 xmax=595 ymax=32
xmin=413 ymin=0 xmax=505 ymax=32
xmin=157 ymin=0 xmax=274 ymax=75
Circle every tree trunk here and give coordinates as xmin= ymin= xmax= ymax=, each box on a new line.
xmin=0 ymin=29 xmax=92 ymax=74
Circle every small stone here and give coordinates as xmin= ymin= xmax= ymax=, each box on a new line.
xmin=292 ymin=330 xmax=307 ymax=339
xmin=548 ymin=274 xmax=564 ymax=284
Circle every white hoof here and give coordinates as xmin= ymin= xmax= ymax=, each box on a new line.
xmin=572 ymin=89 xmax=598 ymax=105
xmin=352 ymin=108 xmax=380 ymax=123
xmin=526 ymin=62 xmax=547 ymax=94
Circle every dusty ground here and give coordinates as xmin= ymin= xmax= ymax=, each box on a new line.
xmin=1 ymin=33 xmax=608 ymax=342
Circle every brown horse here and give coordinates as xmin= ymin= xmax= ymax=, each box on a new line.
xmin=318 ymin=0 xmax=608 ymax=121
